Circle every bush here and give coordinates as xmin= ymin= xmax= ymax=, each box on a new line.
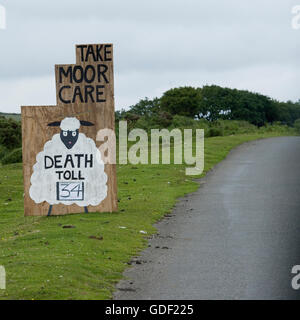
xmin=0 ymin=117 xmax=21 ymax=149
xmin=208 ymin=127 xmax=224 ymax=137
xmin=258 ymin=123 xmax=296 ymax=135
xmin=152 ymin=111 xmax=173 ymax=128
xmin=1 ymin=148 xmax=22 ymax=165
xmin=171 ymin=115 xmax=196 ymax=128
xmin=294 ymin=119 xmax=300 ymax=133
xmin=0 ymin=145 xmax=8 ymax=160
xmin=133 ymin=117 xmax=153 ymax=131
xmin=217 ymin=120 xmax=256 ymax=135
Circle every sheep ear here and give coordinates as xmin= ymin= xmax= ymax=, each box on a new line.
xmin=80 ymin=120 xmax=94 ymax=126
xmin=48 ymin=121 xmax=61 ymax=127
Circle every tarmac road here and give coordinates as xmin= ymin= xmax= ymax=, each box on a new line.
xmin=114 ymin=137 xmax=300 ymax=300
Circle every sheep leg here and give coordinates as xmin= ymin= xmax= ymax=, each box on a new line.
xmin=47 ymin=205 xmax=53 ymax=216
xmin=84 ymin=206 xmax=89 ymax=213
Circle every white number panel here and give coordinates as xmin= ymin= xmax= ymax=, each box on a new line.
xmin=56 ymin=182 xmax=84 ymax=201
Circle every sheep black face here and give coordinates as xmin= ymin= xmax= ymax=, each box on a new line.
xmin=48 ymin=118 xmax=94 ymax=150
xmin=60 ymin=129 xmax=79 ymax=149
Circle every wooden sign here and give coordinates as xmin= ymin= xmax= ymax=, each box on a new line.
xmin=22 ymin=44 xmax=118 ymax=216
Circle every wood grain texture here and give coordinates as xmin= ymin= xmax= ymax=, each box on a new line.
xmin=22 ymin=44 xmax=117 ymax=216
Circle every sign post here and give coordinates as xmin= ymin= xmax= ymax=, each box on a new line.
xmin=22 ymin=44 xmax=118 ymax=216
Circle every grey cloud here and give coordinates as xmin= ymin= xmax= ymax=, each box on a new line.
xmin=0 ymin=0 xmax=299 ymax=113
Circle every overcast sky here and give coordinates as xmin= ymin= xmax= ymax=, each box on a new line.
xmin=0 ymin=0 xmax=299 ymax=113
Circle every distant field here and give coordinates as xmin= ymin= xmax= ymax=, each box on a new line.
xmin=0 ymin=112 xmax=21 ymax=121
xmin=0 ymin=128 xmax=297 ymax=300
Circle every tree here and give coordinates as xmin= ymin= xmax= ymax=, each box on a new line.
xmin=127 ymin=97 xmax=161 ymax=117
xmin=160 ymin=87 xmax=202 ymax=118
xmin=118 ymin=85 xmax=300 ymax=128
xmin=199 ymin=85 xmax=232 ymax=121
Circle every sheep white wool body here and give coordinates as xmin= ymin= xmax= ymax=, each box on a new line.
xmin=29 ymin=117 xmax=108 ymax=207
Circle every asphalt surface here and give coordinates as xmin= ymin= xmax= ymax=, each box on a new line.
xmin=114 ymin=137 xmax=300 ymax=300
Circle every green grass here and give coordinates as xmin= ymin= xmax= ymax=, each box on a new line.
xmin=0 ymin=131 xmax=297 ymax=300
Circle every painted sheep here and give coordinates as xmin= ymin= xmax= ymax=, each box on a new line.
xmin=29 ymin=117 xmax=108 ymax=215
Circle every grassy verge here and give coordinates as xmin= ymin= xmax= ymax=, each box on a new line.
xmin=0 ymin=131 xmax=296 ymax=300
